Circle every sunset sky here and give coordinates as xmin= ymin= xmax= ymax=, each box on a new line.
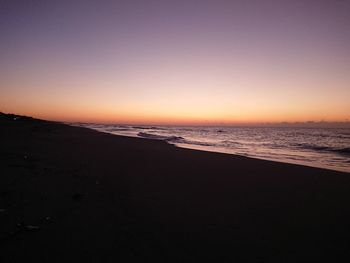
xmin=1 ymin=0 xmax=349 ymax=125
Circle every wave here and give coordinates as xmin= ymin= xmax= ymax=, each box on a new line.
xmin=311 ymin=133 xmax=350 ymax=139
xmin=137 ymin=132 xmax=217 ymax=147
xmin=294 ymin=143 xmax=350 ymax=156
xmin=221 ymin=140 xmax=241 ymax=145
xmin=333 ymin=147 xmax=350 ymax=155
xmin=133 ymin=126 xmax=166 ymax=130
xmin=178 ymin=139 xmax=214 ymax=147
xmin=105 ymin=127 xmax=131 ymax=132
xmin=137 ymin=132 xmax=184 ymax=142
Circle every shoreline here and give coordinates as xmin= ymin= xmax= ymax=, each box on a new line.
xmin=86 ymin=130 xmax=350 ymax=175
xmin=1 ymin=113 xmax=350 ymax=262
xmin=74 ymin=123 xmax=350 ymax=174
xmin=172 ymin=142 xmax=350 ymax=174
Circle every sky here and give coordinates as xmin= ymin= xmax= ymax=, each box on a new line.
xmin=1 ymin=0 xmax=350 ymax=125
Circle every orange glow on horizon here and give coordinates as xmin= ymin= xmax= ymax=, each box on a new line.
xmin=1 ymin=1 xmax=350 ymax=126
xmin=2 ymin=105 xmax=349 ymax=126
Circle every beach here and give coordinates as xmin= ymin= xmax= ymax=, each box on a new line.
xmin=1 ymin=113 xmax=350 ymax=262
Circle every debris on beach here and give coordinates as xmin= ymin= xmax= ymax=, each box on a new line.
xmin=25 ymin=225 xmax=40 ymax=231
xmin=45 ymin=216 xmax=54 ymax=223
xmin=72 ymin=193 xmax=83 ymax=200
xmin=17 ymin=222 xmax=40 ymax=231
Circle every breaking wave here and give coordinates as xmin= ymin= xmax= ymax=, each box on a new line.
xmin=137 ymin=132 xmax=214 ymax=146
xmin=294 ymin=143 xmax=350 ymax=156
xmin=137 ymin=132 xmax=184 ymax=142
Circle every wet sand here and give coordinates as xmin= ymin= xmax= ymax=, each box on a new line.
xmin=1 ymin=113 xmax=350 ymax=262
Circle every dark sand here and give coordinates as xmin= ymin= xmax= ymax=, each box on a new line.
xmin=1 ymin=113 xmax=350 ymax=262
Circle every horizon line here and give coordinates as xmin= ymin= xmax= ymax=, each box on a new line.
xmin=3 ymin=112 xmax=350 ymax=128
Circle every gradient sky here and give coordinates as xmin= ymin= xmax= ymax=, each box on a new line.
xmin=1 ymin=0 xmax=350 ymax=124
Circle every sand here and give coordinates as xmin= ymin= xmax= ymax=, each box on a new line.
xmin=1 ymin=113 xmax=350 ymax=262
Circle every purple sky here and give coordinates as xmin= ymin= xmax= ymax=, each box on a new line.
xmin=1 ymin=0 xmax=350 ymax=124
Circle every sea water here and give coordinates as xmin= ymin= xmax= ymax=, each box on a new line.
xmin=75 ymin=124 xmax=350 ymax=173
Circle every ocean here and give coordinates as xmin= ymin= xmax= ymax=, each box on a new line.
xmin=75 ymin=124 xmax=350 ymax=173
